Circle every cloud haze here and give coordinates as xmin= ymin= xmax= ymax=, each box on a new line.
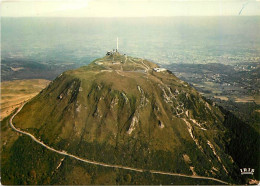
xmin=1 ymin=0 xmax=260 ymax=17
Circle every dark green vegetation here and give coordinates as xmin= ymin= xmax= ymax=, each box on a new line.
xmin=1 ymin=116 xmax=221 ymax=185
xmin=220 ymin=108 xmax=260 ymax=181
xmin=1 ymin=53 xmax=259 ymax=184
xmin=216 ymin=101 xmax=260 ymax=133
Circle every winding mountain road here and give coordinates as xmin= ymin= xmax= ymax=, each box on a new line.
xmin=9 ymin=102 xmax=229 ymax=185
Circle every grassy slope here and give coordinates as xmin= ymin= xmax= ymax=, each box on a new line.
xmin=1 ymin=112 xmax=222 ymax=185
xmin=1 ymin=117 xmax=222 ymax=185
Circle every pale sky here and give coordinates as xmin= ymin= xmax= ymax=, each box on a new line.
xmin=1 ymin=0 xmax=260 ymax=17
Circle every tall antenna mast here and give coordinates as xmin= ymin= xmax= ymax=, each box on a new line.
xmin=117 ymin=37 xmax=119 ymax=52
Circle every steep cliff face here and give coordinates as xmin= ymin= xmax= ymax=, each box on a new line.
xmin=2 ymin=53 xmax=258 ymax=184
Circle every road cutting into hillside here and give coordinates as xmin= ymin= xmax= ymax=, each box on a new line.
xmin=9 ymin=102 xmax=229 ymax=185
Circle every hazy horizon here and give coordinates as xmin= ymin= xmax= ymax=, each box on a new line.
xmin=2 ymin=0 xmax=260 ymax=17
xmin=2 ymin=16 xmax=260 ymax=66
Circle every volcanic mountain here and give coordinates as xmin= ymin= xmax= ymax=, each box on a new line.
xmin=1 ymin=53 xmax=259 ymax=185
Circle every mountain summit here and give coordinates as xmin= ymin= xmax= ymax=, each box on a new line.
xmin=2 ymin=53 xmax=259 ymax=184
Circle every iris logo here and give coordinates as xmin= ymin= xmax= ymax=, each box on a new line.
xmin=240 ymin=168 xmax=254 ymax=175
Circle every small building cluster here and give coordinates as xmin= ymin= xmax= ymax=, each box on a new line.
xmin=106 ymin=49 xmax=118 ymax=56
xmin=153 ymin=68 xmax=167 ymax=72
